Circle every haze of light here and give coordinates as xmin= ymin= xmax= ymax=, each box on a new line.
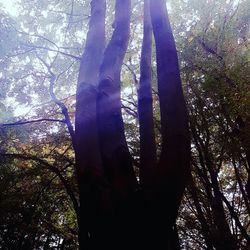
xmin=0 ymin=0 xmax=19 ymax=16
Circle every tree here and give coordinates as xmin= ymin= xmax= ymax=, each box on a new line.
xmin=173 ymin=0 xmax=250 ymax=248
xmin=74 ymin=0 xmax=190 ymax=249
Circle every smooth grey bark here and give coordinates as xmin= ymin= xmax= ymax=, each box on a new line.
xmin=147 ymin=1 xmax=191 ymax=249
xmin=150 ymin=1 xmax=190 ymax=247
xmin=97 ymin=0 xmax=138 ymax=198
xmin=74 ymin=0 xmax=106 ymax=248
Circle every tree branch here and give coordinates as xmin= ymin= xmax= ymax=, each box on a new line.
xmin=24 ymin=43 xmax=81 ymax=60
xmin=0 ymin=118 xmax=66 ymax=127
xmin=123 ymin=62 xmax=139 ymax=86
xmin=36 ymin=55 xmax=77 ymax=150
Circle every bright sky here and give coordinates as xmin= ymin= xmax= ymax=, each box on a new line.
xmin=0 ymin=0 xmax=19 ymax=16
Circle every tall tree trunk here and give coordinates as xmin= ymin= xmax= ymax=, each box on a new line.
xmin=150 ymin=0 xmax=190 ymax=247
xmin=138 ymin=0 xmax=156 ymax=190
xmin=96 ymin=0 xmax=138 ymax=248
xmin=75 ymin=0 xmax=106 ymax=248
xmin=97 ymin=0 xmax=138 ymax=199
xmin=150 ymin=0 xmax=190 ymax=249
xmin=137 ymin=1 xmax=158 ymax=246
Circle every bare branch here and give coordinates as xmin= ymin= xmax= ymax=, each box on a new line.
xmin=16 ymin=29 xmax=60 ymax=49
xmin=121 ymin=104 xmax=138 ymax=118
xmin=123 ymin=62 xmax=139 ymax=86
xmin=23 ymin=43 xmax=81 ymax=60
xmin=36 ymin=56 xmax=76 ymax=150
xmin=0 ymin=118 xmax=66 ymax=127
xmin=6 ymin=48 xmax=36 ymax=59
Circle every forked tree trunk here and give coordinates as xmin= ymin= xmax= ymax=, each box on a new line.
xmin=76 ymin=0 xmax=191 ymax=249
xmin=75 ymin=0 xmax=106 ymax=248
xmin=150 ymin=0 xmax=190 ymax=248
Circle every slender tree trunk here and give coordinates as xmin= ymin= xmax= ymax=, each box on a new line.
xmin=221 ymin=193 xmax=250 ymax=244
xmin=136 ymin=1 xmax=158 ymax=246
xmin=150 ymin=0 xmax=190 ymax=247
xmin=138 ymin=0 xmax=156 ymax=191
xmin=205 ymin=156 xmax=238 ymax=250
xmin=75 ymin=0 xmax=106 ymax=248
xmin=236 ymin=116 xmax=250 ymax=200
xmin=232 ymin=159 xmax=250 ymax=216
xmin=188 ymin=173 xmax=214 ymax=250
